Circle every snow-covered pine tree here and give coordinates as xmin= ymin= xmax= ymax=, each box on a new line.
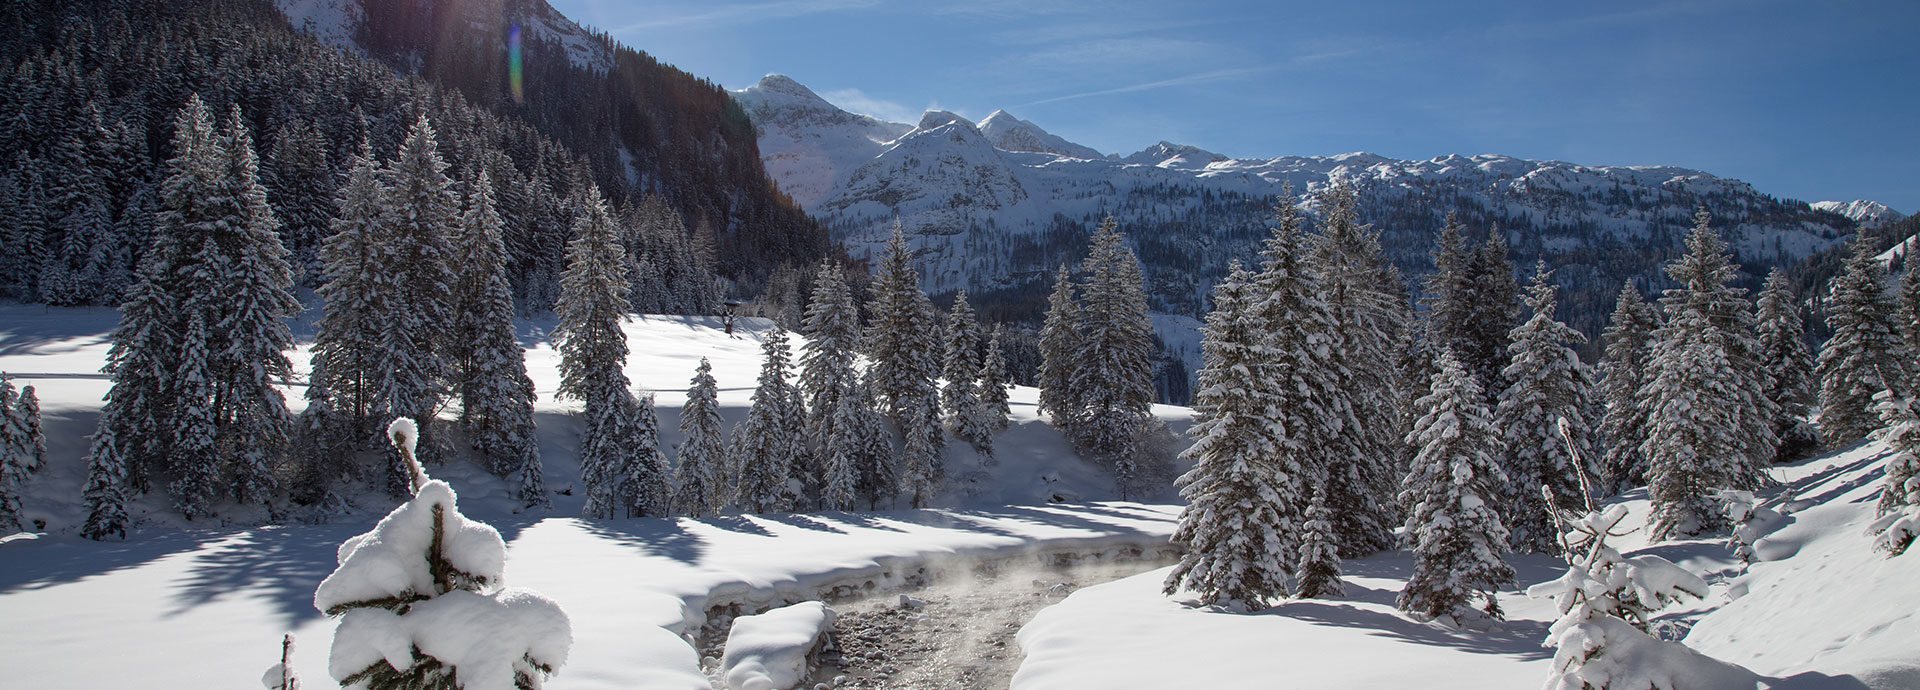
xmin=979 ymin=325 xmax=1012 ymax=434
xmin=730 ymin=328 xmax=803 ymax=514
xmin=1071 ymin=217 xmax=1156 ymax=498
xmin=315 ymin=419 xmax=570 ymax=689
xmin=80 ymin=418 xmax=131 ymax=540
xmin=1399 ymin=349 xmax=1515 ymax=623
xmin=1900 ymin=266 xmax=1920 ymax=371
xmin=820 ymin=378 xmax=865 ymax=512
xmin=1599 ymin=282 xmax=1658 ymax=490
xmin=555 ymin=187 xmax=638 ymax=518
xmin=1037 ymin=264 xmax=1080 ymax=428
xmin=1649 ymin=210 xmax=1778 ymax=491
xmin=942 ymin=290 xmax=993 ymax=455
xmin=0 ymin=376 xmax=26 ymax=531
xmin=1642 ymin=306 xmax=1740 ymax=539
xmin=450 ymin=171 xmax=544 ymax=506
xmin=1467 ymin=231 xmax=1522 ymax=400
xmin=1165 ymin=263 xmax=1302 ymax=609
xmin=624 ymin=392 xmax=674 ymax=519
xmin=673 ymin=358 xmax=727 ymax=518
xmin=16 ymin=385 xmax=41 ymax=472
xmin=1294 ymin=481 xmax=1345 ymax=599
xmin=1873 ymin=391 xmax=1920 ymax=517
xmin=1755 ymin=268 xmax=1817 ymax=462
xmin=866 ymin=223 xmax=942 ymax=427
xmin=799 ymin=260 xmax=860 ymax=492
xmin=308 ymin=138 xmax=388 ymax=476
xmin=1816 ymin=232 xmax=1912 ymax=445
xmin=1494 ymin=264 xmax=1597 ymax=555
xmin=1306 ymin=181 xmax=1404 ymax=557
xmin=264 ymin=117 xmax=333 ymax=283
xmin=850 ymin=374 xmax=897 ymax=511
xmin=1250 ymin=194 xmax=1348 ymax=530
xmin=208 ymin=108 xmax=299 ymax=506
xmin=170 ymin=310 xmax=220 ymax=520
xmin=370 ymin=115 xmax=460 ymax=473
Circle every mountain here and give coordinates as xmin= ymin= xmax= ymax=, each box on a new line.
xmin=1814 ymin=199 xmax=1906 ymax=228
xmin=732 ymin=75 xmax=1880 ymax=342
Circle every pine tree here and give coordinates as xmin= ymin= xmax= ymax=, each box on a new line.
xmin=1494 ymin=264 xmax=1597 ymax=554
xmin=1466 ymin=231 xmax=1521 ymax=400
xmin=1037 ymin=264 xmax=1080 ymax=427
xmin=1307 ymin=182 xmax=1404 ymax=557
xmin=850 ymin=374 xmax=896 ymax=511
xmin=624 ymin=392 xmax=674 ymax=518
xmin=1071 ymin=217 xmax=1156 ymax=498
xmin=820 ymin=379 xmax=865 ymax=513
xmin=16 ymin=385 xmax=42 ymax=472
xmin=673 ymin=358 xmax=726 ymax=518
xmin=1599 ymin=282 xmax=1658 ymax=489
xmin=1164 ymin=263 xmax=1305 ymax=609
xmin=370 ymin=115 xmax=459 ymax=472
xmin=866 ymin=223 xmax=942 ymax=428
xmin=798 ymin=260 xmax=860 ymax=471
xmin=1400 ymin=350 xmax=1515 ymax=622
xmin=1817 ymin=233 xmax=1911 ymax=445
xmin=208 ymin=109 xmax=299 ymax=506
xmin=979 ymin=325 xmax=1012 ymax=434
xmin=1647 ymin=210 xmax=1777 ymax=492
xmin=1642 ymin=307 xmax=1739 ymax=539
xmin=942 ymin=290 xmax=992 ymax=455
xmin=170 ymin=310 xmax=219 ymax=520
xmin=1421 ymin=214 xmax=1477 ymax=387
xmin=1294 ymin=482 xmax=1345 ymax=599
xmin=1875 ymin=392 xmax=1920 ymax=518
xmin=1900 ymin=268 xmax=1920 ymax=372
xmin=450 ymin=171 xmax=543 ymax=506
xmin=316 ymin=421 xmax=569 ymax=689
xmin=555 ymin=187 xmax=637 ymax=517
xmin=0 ymin=376 xmax=26 ymax=531
xmin=1755 ymin=268 xmax=1817 ymax=462
xmin=308 ymin=138 xmax=387 ymax=470
xmin=1249 ymin=195 xmax=1348 ymax=534
xmin=264 ymin=117 xmax=333 ymax=283
xmin=730 ymin=328 xmax=803 ymax=514
xmin=80 ymin=419 xmax=131 ymax=540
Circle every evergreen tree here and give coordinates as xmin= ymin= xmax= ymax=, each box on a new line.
xmin=264 ymin=117 xmax=333 ymax=282
xmin=798 ymin=260 xmax=860 ymax=477
xmin=80 ymin=420 xmax=130 ymax=540
xmin=1294 ymin=482 xmax=1345 ymax=599
xmin=0 ymin=376 xmax=25 ymax=531
xmin=1817 ymin=233 xmax=1912 ymax=445
xmin=730 ymin=328 xmax=803 ymax=514
xmin=673 ymin=358 xmax=726 ymax=518
xmin=1494 ymin=264 xmax=1597 ymax=554
xmin=450 ymin=171 xmax=543 ymax=506
xmin=1306 ymin=182 xmax=1404 ymax=556
xmin=555 ymin=188 xmax=637 ymax=517
xmin=169 ymin=310 xmax=219 ymax=520
xmin=866 ymin=223 xmax=942 ymax=428
xmin=1755 ymin=268 xmax=1817 ymax=462
xmin=1599 ymin=282 xmax=1657 ymax=489
xmin=942 ymin=290 xmax=993 ymax=455
xmin=1643 ymin=307 xmax=1739 ymax=539
xmin=1037 ymin=264 xmax=1080 ymax=427
xmin=1249 ymin=196 xmax=1348 ymax=539
xmin=820 ymin=378 xmax=867 ymax=512
xmin=1164 ymin=263 xmax=1305 ymax=609
xmin=208 ymin=109 xmax=299 ymax=506
xmin=16 ymin=385 xmax=42 ymax=472
xmin=849 ymin=374 xmax=896 ymax=511
xmin=1647 ymin=210 xmax=1777 ymax=492
xmin=1399 ymin=350 xmax=1515 ymax=622
xmin=1070 ymin=217 xmax=1156 ymax=498
xmin=369 ymin=115 xmax=459 ymax=473
xmin=1899 ymin=268 xmax=1920 ymax=373
xmin=308 ymin=138 xmax=387 ymax=474
xmin=979 ymin=325 xmax=1012 ymax=434
xmin=1467 ymin=231 xmax=1522 ymax=398
xmin=1874 ymin=392 xmax=1920 ymax=519
xmin=1421 ymin=214 xmax=1477 ymax=388
xmin=624 ymin=392 xmax=674 ymax=518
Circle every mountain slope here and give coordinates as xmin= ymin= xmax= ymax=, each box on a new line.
xmin=732 ymin=76 xmax=1879 ymax=344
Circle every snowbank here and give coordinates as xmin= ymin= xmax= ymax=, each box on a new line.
xmin=720 ymin=601 xmax=835 ymax=690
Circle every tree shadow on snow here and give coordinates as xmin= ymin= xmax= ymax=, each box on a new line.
xmin=1271 ymin=599 xmax=1553 ymax=661
xmin=577 ymin=518 xmax=708 ymax=565
xmin=698 ymin=515 xmax=776 ymax=537
xmin=1763 ymin=671 xmax=1875 ymax=689
xmin=756 ymin=513 xmax=848 ymax=535
xmin=163 ymin=524 xmax=367 ymax=624
xmin=0 ymin=530 xmax=227 ymax=594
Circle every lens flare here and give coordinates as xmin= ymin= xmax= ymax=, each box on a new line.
xmin=508 ymin=23 xmax=524 ymax=103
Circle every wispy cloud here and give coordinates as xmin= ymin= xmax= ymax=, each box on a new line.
xmin=1015 ymin=66 xmax=1273 ymax=108
xmin=819 ymin=88 xmax=925 ymax=124
xmin=610 ymin=0 xmax=881 ymax=32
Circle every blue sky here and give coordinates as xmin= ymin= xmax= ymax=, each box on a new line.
xmin=549 ymin=0 xmax=1920 ymax=212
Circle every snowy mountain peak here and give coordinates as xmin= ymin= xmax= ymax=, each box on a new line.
xmin=747 ymin=73 xmax=834 ymax=108
xmin=979 ymin=110 xmax=1105 ymax=160
xmin=1122 ymin=141 xmax=1228 ymax=168
xmin=1813 ymin=199 xmax=1906 ymax=228
xmin=917 ymin=109 xmax=978 ymax=132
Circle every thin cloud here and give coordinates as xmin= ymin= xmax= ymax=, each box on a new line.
xmin=610 ymin=0 xmax=881 ymax=31
xmin=819 ymin=88 xmax=923 ymax=124
xmin=1016 ymin=66 xmax=1273 ymax=108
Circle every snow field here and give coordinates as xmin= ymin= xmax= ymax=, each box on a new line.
xmin=719 ymin=601 xmax=836 ymax=690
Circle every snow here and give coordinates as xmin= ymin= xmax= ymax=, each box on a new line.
xmin=329 ymin=589 xmax=571 ymax=690
xmin=1814 ymin=199 xmax=1907 ymax=229
xmin=313 ymin=481 xmax=507 ymax=614
xmin=720 ymin=601 xmax=835 ymax=690
xmin=272 ymin=0 xmax=360 ymax=52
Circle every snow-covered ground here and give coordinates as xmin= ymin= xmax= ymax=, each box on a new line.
xmin=1015 ymin=442 xmax=1920 ymax=689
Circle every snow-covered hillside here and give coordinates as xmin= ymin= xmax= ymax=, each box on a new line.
xmin=273 ymin=0 xmax=612 ymax=70
xmin=1814 ymin=199 xmax=1907 ymax=229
